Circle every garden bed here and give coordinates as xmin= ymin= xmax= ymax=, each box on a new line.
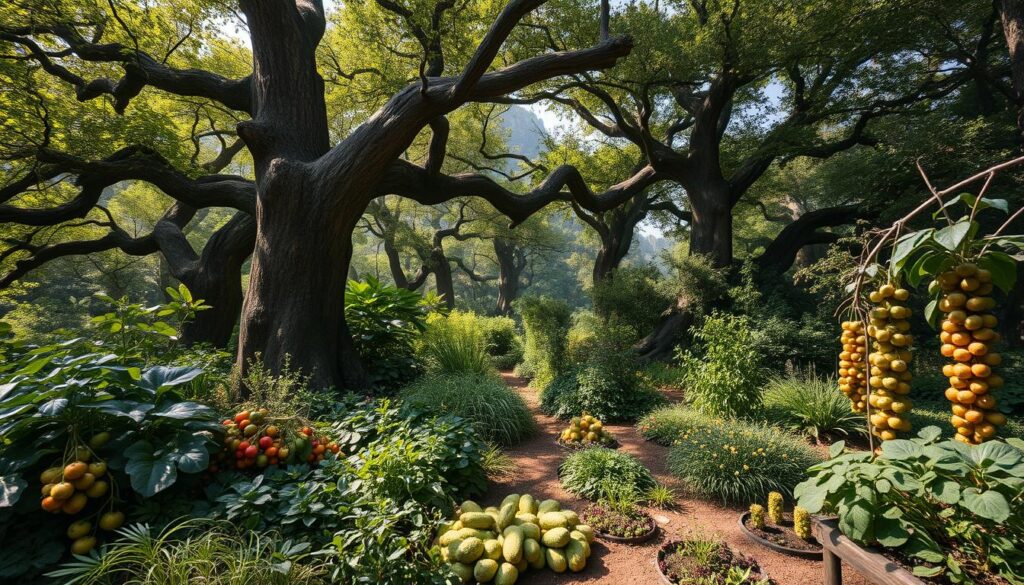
xmin=738 ymin=511 xmax=822 ymax=560
xmin=582 ymin=504 xmax=658 ymax=544
xmin=813 ymin=518 xmax=924 ymax=585
xmin=555 ymin=437 xmax=619 ymax=451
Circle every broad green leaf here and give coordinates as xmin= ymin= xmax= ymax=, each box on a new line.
xmin=978 ymin=252 xmax=1017 ymax=294
xmin=928 ymin=479 xmax=960 ymax=504
xmin=924 ymin=299 xmax=939 ymax=329
xmin=0 ymin=474 xmax=26 ymax=507
xmin=138 ymin=366 xmax=203 ymax=394
xmin=124 ymin=440 xmax=178 ymax=497
xmin=839 ymin=500 xmax=874 ymax=542
xmin=150 ymin=401 xmax=214 ymax=420
xmin=881 ymin=439 xmax=920 ymax=460
xmin=874 ymin=515 xmax=909 ymax=547
xmin=961 ymin=487 xmax=1010 ymax=522
xmin=829 ymin=441 xmax=845 ymax=458
xmin=933 ymin=220 xmax=973 ymax=251
xmin=891 ymin=229 xmax=933 ymax=272
xmin=970 ymin=441 xmax=1023 ymax=472
xmin=172 ymin=432 xmax=211 ymax=474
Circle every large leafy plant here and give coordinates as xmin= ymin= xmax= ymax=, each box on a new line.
xmin=0 ymin=341 xmax=220 ymax=504
xmin=795 ymin=428 xmax=1024 ymax=583
xmin=344 ymin=277 xmax=435 ymax=390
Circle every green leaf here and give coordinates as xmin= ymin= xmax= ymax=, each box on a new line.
xmin=138 ymin=366 xmax=203 ymax=394
xmin=916 ymin=426 xmax=943 ymax=443
xmin=923 ymin=298 xmax=939 ymax=330
xmin=891 ymin=229 xmax=933 ymax=272
xmin=881 ymin=439 xmax=920 ymax=460
xmin=913 ymin=566 xmax=944 ymax=578
xmin=0 ymin=474 xmax=26 ymax=507
xmin=829 ymin=441 xmax=845 ymax=458
xmin=928 ymin=480 xmax=960 ymax=504
xmin=933 ymin=220 xmax=973 ymax=251
xmin=839 ymin=500 xmax=875 ymax=542
xmin=978 ymin=252 xmax=1017 ymax=294
xmin=961 ymin=488 xmax=1010 ymax=522
xmin=970 ymin=440 xmax=1024 ymax=472
xmin=172 ymin=432 xmax=210 ymax=474
xmin=874 ymin=515 xmax=909 ymax=547
xmin=124 ymin=440 xmax=178 ymax=497
xmin=150 ymin=401 xmax=214 ymax=420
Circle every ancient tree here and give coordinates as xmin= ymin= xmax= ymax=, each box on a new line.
xmin=0 ymin=0 xmax=647 ymax=389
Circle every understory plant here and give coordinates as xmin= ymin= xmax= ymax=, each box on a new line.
xmin=678 ymin=313 xmax=767 ymax=418
xmin=637 ymin=404 xmax=722 ymax=446
xmin=399 ymin=372 xmax=535 ymax=446
xmin=657 ymin=535 xmax=775 ymax=585
xmin=417 ymin=311 xmax=493 ymax=375
xmin=559 ymin=448 xmax=656 ymax=501
xmin=667 ymin=418 xmax=821 ymax=505
xmin=514 ymin=296 xmax=571 ymax=388
xmin=582 ymin=482 xmax=654 ymax=539
xmin=345 ymin=277 xmax=433 ymax=390
xmin=47 ymin=520 xmax=326 ymax=585
xmin=796 ymin=428 xmax=1024 ymax=583
xmin=761 ymin=374 xmax=867 ymax=442
xmin=477 ymin=315 xmax=523 ymax=370
xmin=542 ymin=331 xmax=666 ymax=422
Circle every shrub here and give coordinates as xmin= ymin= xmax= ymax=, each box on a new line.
xmin=417 ymin=311 xmax=493 ymax=375
xmin=541 ymin=350 xmax=666 ymax=422
xmin=559 ymin=448 xmax=656 ymax=500
xmin=565 ymin=310 xmax=603 ymax=366
xmin=399 ymin=373 xmax=535 ymax=447
xmin=345 ymin=277 xmax=432 ymax=390
xmin=678 ymin=313 xmax=767 ymax=418
xmin=591 ymin=265 xmax=671 ymax=337
xmin=637 ymin=404 xmax=720 ymax=446
xmin=761 ymin=374 xmax=867 ymax=442
xmin=477 ymin=315 xmax=523 ymax=370
xmin=641 ymin=361 xmax=685 ymax=391
xmin=667 ymin=417 xmax=822 ymax=505
xmin=47 ymin=520 xmax=326 ymax=585
xmin=515 ymin=296 xmax=571 ymax=388
xmin=796 ymin=431 xmax=1024 ymax=584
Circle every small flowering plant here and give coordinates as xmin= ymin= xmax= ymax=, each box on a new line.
xmin=581 ymin=479 xmax=656 ymax=540
xmin=666 ymin=421 xmax=822 ymax=505
xmin=657 ymin=535 xmax=775 ymax=584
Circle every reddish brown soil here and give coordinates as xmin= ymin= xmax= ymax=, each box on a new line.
xmin=489 ymin=373 xmax=870 ymax=585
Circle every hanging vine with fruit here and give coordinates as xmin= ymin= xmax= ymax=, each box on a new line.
xmin=841 ymin=156 xmax=1024 ymax=446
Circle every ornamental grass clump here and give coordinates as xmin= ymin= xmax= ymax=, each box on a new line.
xmin=637 ymin=404 xmax=721 ymax=446
xmin=559 ymin=448 xmax=656 ymax=501
xmin=667 ymin=419 xmax=821 ymax=505
xmin=400 ymin=373 xmax=535 ymax=447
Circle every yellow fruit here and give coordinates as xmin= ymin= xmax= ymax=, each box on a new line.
xmin=40 ymin=467 xmax=62 ymax=485
xmin=70 ymin=536 xmax=97 ymax=555
xmin=968 ymin=342 xmax=988 ymax=356
xmin=957 ymin=390 xmax=977 ymax=404
xmin=64 ymin=462 xmax=87 ymax=481
xmin=976 ymin=394 xmax=997 ymax=409
xmin=99 ymin=511 xmax=125 ymax=531
xmin=72 ymin=473 xmax=95 ymax=491
xmin=86 ymin=480 xmax=109 ymax=498
xmin=51 ymin=482 xmax=75 ymax=501
xmin=62 ymin=492 xmax=88 ymax=514
xmin=955 ymin=263 xmax=978 ymax=277
xmin=67 ymin=519 xmax=92 ymax=539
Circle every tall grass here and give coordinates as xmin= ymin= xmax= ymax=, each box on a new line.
xmin=761 ymin=374 xmax=867 ymax=442
xmin=418 ymin=311 xmax=492 ymax=375
xmin=637 ymin=404 xmax=721 ymax=446
xmin=667 ymin=417 xmax=822 ymax=506
xmin=559 ymin=447 xmax=656 ymax=501
xmin=400 ymin=373 xmax=535 ymax=446
xmin=48 ymin=520 xmax=325 ymax=585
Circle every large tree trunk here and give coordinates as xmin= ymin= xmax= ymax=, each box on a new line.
xmin=494 ymin=237 xmax=524 ymax=315
xmin=181 ymin=213 xmax=256 ymax=347
xmin=636 ymin=298 xmax=695 ymax=359
xmin=431 ymin=246 xmax=456 ymax=309
xmin=687 ymin=181 xmax=733 ymax=267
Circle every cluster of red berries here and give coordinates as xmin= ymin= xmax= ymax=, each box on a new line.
xmin=209 ymin=408 xmax=340 ymax=472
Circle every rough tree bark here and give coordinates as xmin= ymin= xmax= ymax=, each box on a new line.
xmin=493 ymin=236 xmax=527 ymax=315
xmin=233 ymin=0 xmax=635 ymax=390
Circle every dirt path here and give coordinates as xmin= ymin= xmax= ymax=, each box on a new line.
xmin=489 ymin=373 xmax=869 ymax=585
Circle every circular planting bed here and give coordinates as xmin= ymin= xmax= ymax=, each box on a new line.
xmin=582 ymin=503 xmax=658 ymax=544
xmin=738 ymin=511 xmax=822 ymax=560
xmin=555 ymin=437 xmax=619 ymax=451
xmin=656 ymin=538 xmax=777 ymax=585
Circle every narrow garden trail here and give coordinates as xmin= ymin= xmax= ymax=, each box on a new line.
xmin=491 ymin=373 xmax=870 ymax=585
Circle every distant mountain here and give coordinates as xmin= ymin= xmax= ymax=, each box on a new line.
xmin=499 ymin=106 xmax=547 ymax=160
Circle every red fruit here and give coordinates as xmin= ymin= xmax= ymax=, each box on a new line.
xmin=329 ymin=443 xmax=339 ymax=454
xmin=313 ymin=444 xmax=326 ymax=455
xmin=269 ymin=458 xmax=278 ymax=466
xmin=223 ymin=419 xmax=233 ymax=426
xmin=265 ymin=447 xmax=278 ymax=458
xmin=238 ymin=419 xmax=251 ymax=430
xmin=234 ymin=411 xmax=250 ymax=424
xmin=302 ymin=427 xmax=313 ymax=437
xmin=235 ymin=449 xmax=245 ymax=459
xmin=238 ymin=441 xmax=250 ymax=451
xmin=259 ymin=436 xmax=273 ymax=449
xmin=245 ymin=445 xmax=259 ymax=458
xmin=307 ymin=454 xmax=315 ymax=462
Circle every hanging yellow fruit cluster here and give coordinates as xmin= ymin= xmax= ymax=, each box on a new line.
xmin=934 ymin=263 xmax=1007 ymax=444
xmin=865 ymin=283 xmax=914 ymax=441
xmin=838 ymin=320 xmax=868 ymax=412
